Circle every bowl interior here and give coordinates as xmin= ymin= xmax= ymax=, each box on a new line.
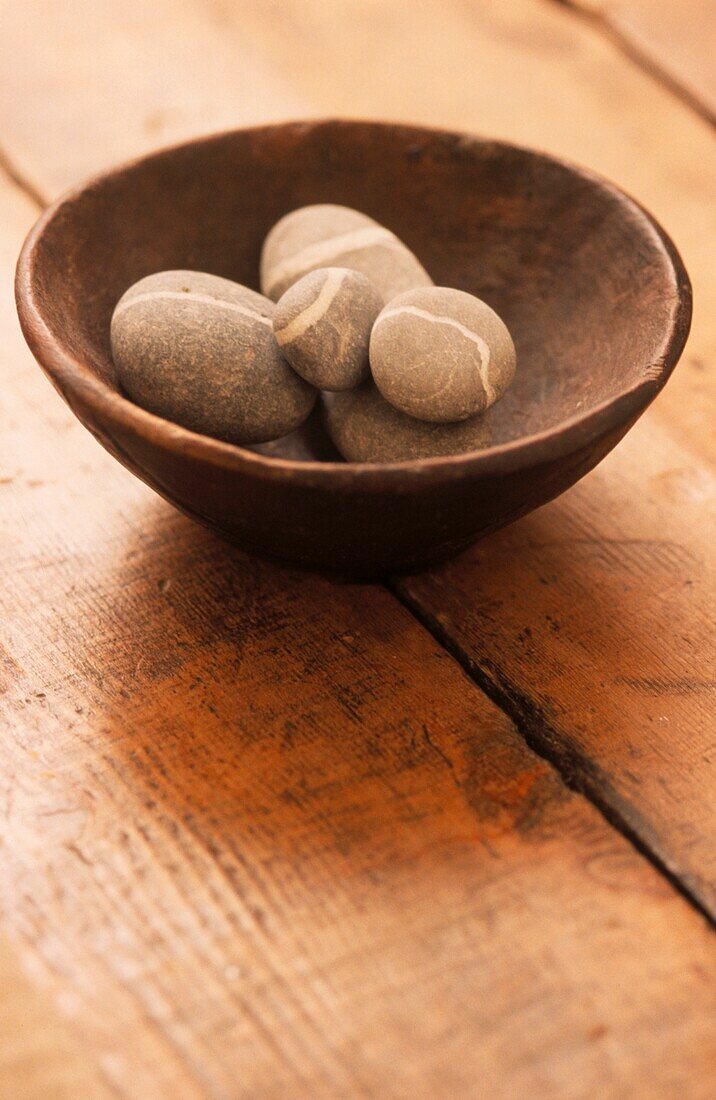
xmin=27 ymin=121 xmax=682 ymax=460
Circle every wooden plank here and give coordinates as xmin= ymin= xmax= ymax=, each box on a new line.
xmin=562 ymin=0 xmax=716 ymax=120
xmin=1 ymin=169 xmax=715 ymax=1094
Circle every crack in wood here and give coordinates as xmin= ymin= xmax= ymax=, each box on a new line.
xmin=0 ymin=144 xmax=45 ymax=210
xmin=548 ymin=0 xmax=716 ymax=128
xmin=388 ymin=577 xmax=716 ymax=927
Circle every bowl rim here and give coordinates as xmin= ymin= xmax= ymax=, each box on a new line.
xmin=15 ymin=118 xmax=692 ymax=489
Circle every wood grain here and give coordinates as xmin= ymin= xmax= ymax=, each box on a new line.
xmin=562 ymin=0 xmax=716 ymax=120
xmin=1 ymin=0 xmax=715 ymax=1094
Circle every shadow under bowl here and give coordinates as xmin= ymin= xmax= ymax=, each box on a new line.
xmin=16 ymin=119 xmax=691 ymax=575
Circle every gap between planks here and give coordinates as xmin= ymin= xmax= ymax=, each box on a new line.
xmin=546 ymin=0 xmax=716 ymax=127
xmin=0 ymin=143 xmax=45 ymax=210
xmin=387 ymin=578 xmax=715 ymax=927
xmin=4 ymin=149 xmax=710 ymax=931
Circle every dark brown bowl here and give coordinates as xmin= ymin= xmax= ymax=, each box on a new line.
xmin=16 ymin=120 xmax=691 ymax=575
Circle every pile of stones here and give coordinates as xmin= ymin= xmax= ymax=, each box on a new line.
xmin=111 ymin=204 xmax=516 ymax=462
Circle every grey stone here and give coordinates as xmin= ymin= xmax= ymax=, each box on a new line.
xmin=260 ymin=204 xmax=432 ymax=305
xmin=111 ymin=270 xmax=315 ymax=445
xmin=322 ymin=382 xmax=492 ymax=463
xmin=369 ymin=286 xmax=516 ymax=423
xmin=274 ymin=267 xmax=383 ymax=391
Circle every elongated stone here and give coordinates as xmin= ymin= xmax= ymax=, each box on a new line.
xmin=260 ymin=204 xmax=432 ymax=304
xmin=322 ymin=382 xmax=491 ymax=463
xmin=111 ymin=270 xmax=316 ymax=444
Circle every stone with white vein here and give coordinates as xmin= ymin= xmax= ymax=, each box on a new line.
xmin=260 ymin=204 xmax=432 ymax=304
xmin=111 ymin=270 xmax=315 ymax=444
xmin=273 ymin=267 xmax=383 ymax=391
xmin=369 ymin=287 xmax=516 ymax=423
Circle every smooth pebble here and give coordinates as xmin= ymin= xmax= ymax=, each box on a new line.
xmin=370 ymin=286 xmax=516 ymax=423
xmin=111 ymin=270 xmax=316 ymax=444
xmin=260 ymin=204 xmax=432 ymax=305
xmin=322 ymin=382 xmax=491 ymax=463
xmin=274 ymin=267 xmax=383 ymax=391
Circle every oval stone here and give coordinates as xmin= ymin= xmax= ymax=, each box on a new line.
xmin=260 ymin=204 xmax=432 ymax=305
xmin=322 ymin=383 xmax=491 ymax=463
xmin=274 ymin=267 xmax=383 ymax=391
xmin=369 ymin=286 xmax=516 ymax=423
xmin=111 ymin=270 xmax=316 ymax=445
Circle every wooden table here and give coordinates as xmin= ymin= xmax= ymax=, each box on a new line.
xmin=1 ymin=2 xmax=714 ymax=1096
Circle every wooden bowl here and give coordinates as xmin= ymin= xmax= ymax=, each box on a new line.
xmin=16 ymin=120 xmax=691 ymax=575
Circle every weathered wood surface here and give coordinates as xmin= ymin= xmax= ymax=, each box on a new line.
xmin=2 ymin=169 xmax=715 ymax=1094
xmin=1 ymin=0 xmax=715 ymax=1095
xmin=564 ymin=0 xmax=716 ymax=120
